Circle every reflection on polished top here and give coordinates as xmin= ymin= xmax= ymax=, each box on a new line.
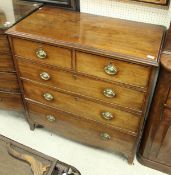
xmin=0 ymin=0 xmax=41 ymax=30
xmin=7 ymin=7 xmax=164 ymax=65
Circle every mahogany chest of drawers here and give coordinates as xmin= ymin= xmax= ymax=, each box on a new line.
xmin=0 ymin=0 xmax=41 ymax=111
xmin=6 ymin=6 xmax=165 ymax=163
xmin=138 ymin=25 xmax=171 ymax=174
xmin=0 ymin=135 xmax=80 ymax=175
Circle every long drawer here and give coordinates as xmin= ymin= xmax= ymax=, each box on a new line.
xmin=27 ymin=101 xmax=136 ymax=155
xmin=0 ymin=53 xmax=15 ymax=72
xmin=23 ymin=80 xmax=141 ymax=135
xmin=12 ymin=38 xmax=72 ymax=69
xmin=0 ymin=35 xmax=10 ymax=53
xmin=76 ymin=52 xmax=151 ymax=88
xmin=17 ymin=59 xmax=145 ymax=111
xmin=0 ymin=72 xmax=19 ymax=92
xmin=0 ymin=91 xmax=23 ymax=111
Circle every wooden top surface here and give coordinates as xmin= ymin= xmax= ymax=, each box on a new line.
xmin=7 ymin=6 xmax=165 ymax=66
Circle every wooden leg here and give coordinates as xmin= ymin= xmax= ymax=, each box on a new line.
xmin=128 ymin=155 xmax=134 ymax=165
xmin=29 ymin=122 xmax=35 ymax=131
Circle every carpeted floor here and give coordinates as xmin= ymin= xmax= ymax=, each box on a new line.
xmin=0 ymin=110 xmax=166 ymax=175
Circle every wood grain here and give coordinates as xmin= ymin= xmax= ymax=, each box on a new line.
xmin=27 ymin=101 xmax=136 ymax=156
xmin=138 ymin=29 xmax=171 ymax=173
xmin=135 ymin=0 xmax=167 ymax=5
xmin=0 ymin=91 xmax=23 ymax=111
xmin=17 ymin=59 xmax=145 ymax=111
xmin=6 ymin=7 xmax=164 ymax=65
xmin=0 ymin=34 xmax=10 ymax=53
xmin=76 ymin=52 xmax=151 ymax=88
xmin=0 ymin=72 xmax=20 ymax=92
xmin=6 ymin=7 xmax=165 ymax=164
xmin=0 ymin=53 xmax=15 ymax=72
xmin=23 ymin=80 xmax=141 ymax=135
xmin=13 ymin=38 xmax=72 ymax=69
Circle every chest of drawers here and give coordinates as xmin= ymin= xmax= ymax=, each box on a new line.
xmin=0 ymin=0 xmax=42 ymax=111
xmin=6 ymin=6 xmax=165 ymax=163
xmin=0 ymin=32 xmax=22 ymax=111
xmin=138 ymin=25 xmax=171 ymax=174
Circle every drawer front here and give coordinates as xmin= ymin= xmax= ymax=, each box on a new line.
xmin=0 ymin=92 xmax=23 ymax=111
xmin=23 ymin=81 xmax=140 ymax=134
xmin=27 ymin=102 xmax=136 ymax=154
xmin=76 ymin=52 xmax=151 ymax=88
xmin=0 ymin=53 xmax=15 ymax=72
xmin=18 ymin=60 xmax=145 ymax=111
xmin=13 ymin=38 xmax=72 ymax=69
xmin=0 ymin=35 xmax=10 ymax=53
xmin=0 ymin=73 xmax=19 ymax=92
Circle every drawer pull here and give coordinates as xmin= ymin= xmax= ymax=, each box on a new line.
xmin=46 ymin=115 xmax=56 ymax=122
xmin=100 ymin=133 xmax=111 ymax=141
xmin=104 ymin=63 xmax=118 ymax=75
xmin=103 ymin=88 xmax=116 ymax=98
xmin=43 ymin=93 xmax=54 ymax=101
xmin=40 ymin=72 xmax=50 ymax=81
xmin=36 ymin=48 xmax=47 ymax=59
xmin=101 ymin=112 xmax=114 ymax=120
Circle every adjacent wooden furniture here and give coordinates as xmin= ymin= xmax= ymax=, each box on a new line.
xmin=6 ymin=6 xmax=165 ymax=163
xmin=0 ymin=135 xmax=80 ymax=175
xmin=0 ymin=0 xmax=42 ymax=111
xmin=135 ymin=0 xmax=169 ymax=5
xmin=137 ymin=26 xmax=171 ymax=174
xmin=25 ymin=0 xmax=80 ymax=11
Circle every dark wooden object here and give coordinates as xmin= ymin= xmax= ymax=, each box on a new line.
xmin=137 ymin=26 xmax=171 ymax=174
xmin=0 ymin=0 xmax=42 ymax=111
xmin=6 ymin=7 xmax=165 ymax=163
xmin=0 ymin=135 xmax=80 ymax=175
xmin=134 ymin=0 xmax=169 ymax=5
xmin=24 ymin=0 xmax=80 ymax=11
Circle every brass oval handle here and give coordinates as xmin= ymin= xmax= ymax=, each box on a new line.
xmin=40 ymin=72 xmax=50 ymax=81
xmin=43 ymin=93 xmax=54 ymax=101
xmin=46 ymin=115 xmax=56 ymax=122
xmin=103 ymin=88 xmax=116 ymax=98
xmin=36 ymin=48 xmax=47 ymax=59
xmin=100 ymin=133 xmax=111 ymax=141
xmin=101 ymin=112 xmax=114 ymax=120
xmin=104 ymin=63 xmax=118 ymax=75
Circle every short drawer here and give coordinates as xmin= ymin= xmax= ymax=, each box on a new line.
xmin=0 ymin=72 xmax=19 ymax=92
xmin=0 ymin=53 xmax=15 ymax=72
xmin=76 ymin=52 xmax=151 ymax=88
xmin=27 ymin=102 xmax=136 ymax=155
xmin=23 ymin=81 xmax=141 ymax=135
xmin=18 ymin=60 xmax=145 ymax=111
xmin=0 ymin=35 xmax=10 ymax=53
xmin=12 ymin=38 xmax=72 ymax=69
xmin=0 ymin=92 xmax=23 ymax=111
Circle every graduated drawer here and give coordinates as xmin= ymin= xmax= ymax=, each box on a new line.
xmin=18 ymin=60 xmax=145 ymax=111
xmin=12 ymin=38 xmax=72 ymax=69
xmin=27 ymin=102 xmax=136 ymax=155
xmin=76 ymin=52 xmax=151 ymax=88
xmin=0 ymin=92 xmax=23 ymax=111
xmin=0 ymin=35 xmax=10 ymax=53
xmin=0 ymin=53 xmax=15 ymax=72
xmin=23 ymin=81 xmax=141 ymax=135
xmin=0 ymin=72 xmax=19 ymax=92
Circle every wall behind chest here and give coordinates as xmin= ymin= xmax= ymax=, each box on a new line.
xmin=80 ymin=0 xmax=171 ymax=28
